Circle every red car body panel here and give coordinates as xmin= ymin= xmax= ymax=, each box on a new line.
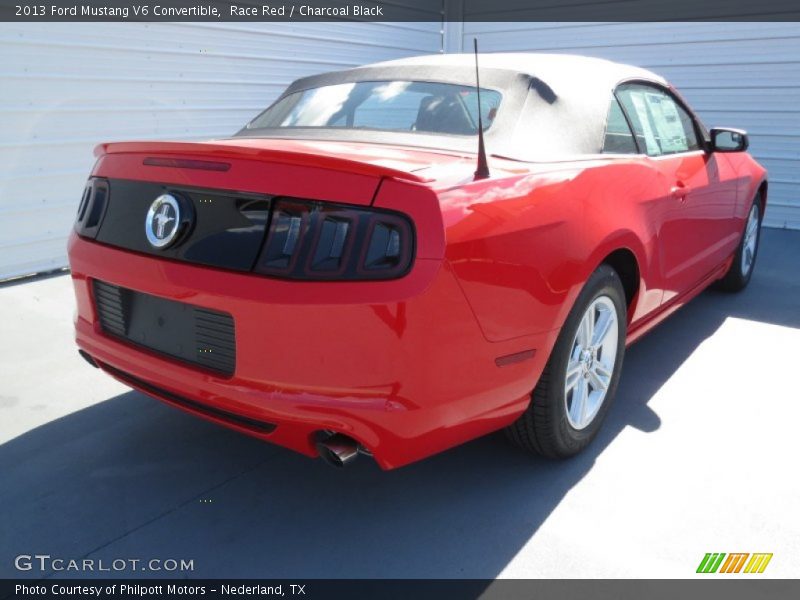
xmin=69 ymin=95 xmax=767 ymax=470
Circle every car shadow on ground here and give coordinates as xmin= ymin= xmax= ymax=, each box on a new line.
xmin=1 ymin=230 xmax=798 ymax=580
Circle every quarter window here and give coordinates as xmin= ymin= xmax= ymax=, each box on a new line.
xmin=615 ymin=84 xmax=701 ymax=156
xmin=602 ymin=96 xmax=637 ymax=154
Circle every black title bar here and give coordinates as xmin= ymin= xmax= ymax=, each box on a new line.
xmin=2 ymin=0 xmax=800 ymax=22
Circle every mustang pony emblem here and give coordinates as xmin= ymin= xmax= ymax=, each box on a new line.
xmin=153 ymin=204 xmax=175 ymax=239
xmin=145 ymin=194 xmax=182 ymax=249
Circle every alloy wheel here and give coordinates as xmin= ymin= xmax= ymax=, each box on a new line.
xmin=564 ymin=295 xmax=619 ymax=430
xmin=741 ymin=204 xmax=760 ymax=276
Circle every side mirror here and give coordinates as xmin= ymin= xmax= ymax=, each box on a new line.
xmin=710 ymin=127 xmax=749 ymax=152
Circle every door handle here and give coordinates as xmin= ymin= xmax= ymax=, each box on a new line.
xmin=671 ymin=181 xmax=688 ymax=200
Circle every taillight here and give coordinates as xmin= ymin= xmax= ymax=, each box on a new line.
xmin=74 ymin=178 xmax=109 ymax=239
xmin=254 ymin=199 xmax=414 ymax=280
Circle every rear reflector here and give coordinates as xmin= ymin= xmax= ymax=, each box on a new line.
xmin=495 ymin=349 xmax=536 ymax=367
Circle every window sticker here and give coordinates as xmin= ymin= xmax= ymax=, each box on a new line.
xmin=643 ymin=92 xmax=689 ymax=153
xmin=629 ymin=93 xmax=661 ymax=155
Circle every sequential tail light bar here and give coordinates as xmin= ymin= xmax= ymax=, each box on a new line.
xmin=254 ymin=199 xmax=415 ymax=281
xmin=74 ymin=178 xmax=109 ymax=239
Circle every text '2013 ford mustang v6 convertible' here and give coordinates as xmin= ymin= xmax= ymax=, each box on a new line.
xmin=69 ymin=53 xmax=766 ymax=469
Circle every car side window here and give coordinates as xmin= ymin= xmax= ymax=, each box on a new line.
xmin=602 ymin=96 xmax=638 ymax=154
xmin=616 ymin=84 xmax=701 ymax=156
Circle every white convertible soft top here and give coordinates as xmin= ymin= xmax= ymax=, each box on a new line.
xmin=238 ymin=53 xmax=671 ymax=160
xmin=372 ymin=52 xmax=666 ymax=92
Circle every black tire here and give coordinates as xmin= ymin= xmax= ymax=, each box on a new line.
xmin=505 ymin=264 xmax=627 ymax=458
xmin=716 ymin=194 xmax=763 ymax=293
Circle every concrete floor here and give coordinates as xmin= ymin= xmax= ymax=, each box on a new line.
xmin=1 ymin=229 xmax=799 ymax=580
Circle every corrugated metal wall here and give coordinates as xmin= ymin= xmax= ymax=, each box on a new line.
xmin=0 ymin=19 xmax=443 ymax=279
xmin=3 ymin=18 xmax=799 ymax=279
xmin=453 ymin=22 xmax=800 ymax=230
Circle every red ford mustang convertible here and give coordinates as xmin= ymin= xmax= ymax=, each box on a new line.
xmin=69 ymin=54 xmax=766 ymax=469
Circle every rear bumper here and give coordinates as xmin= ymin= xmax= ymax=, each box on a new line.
xmin=69 ymin=232 xmax=556 ymax=469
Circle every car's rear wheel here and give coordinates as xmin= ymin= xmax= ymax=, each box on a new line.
xmin=716 ymin=194 xmax=762 ymax=292
xmin=505 ymin=265 xmax=627 ymax=458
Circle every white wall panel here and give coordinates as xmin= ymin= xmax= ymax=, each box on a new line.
xmin=0 ymin=20 xmax=443 ymax=279
xmin=458 ymin=22 xmax=800 ymax=229
xmin=5 ymin=17 xmax=798 ymax=279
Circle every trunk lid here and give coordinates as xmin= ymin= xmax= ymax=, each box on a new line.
xmin=82 ymin=137 xmax=453 ymax=276
xmin=92 ymin=138 xmax=473 ymax=204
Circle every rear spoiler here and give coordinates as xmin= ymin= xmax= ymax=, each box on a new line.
xmin=94 ymin=140 xmax=430 ymax=184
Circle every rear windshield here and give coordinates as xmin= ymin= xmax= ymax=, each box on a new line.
xmin=243 ymin=80 xmax=502 ymax=136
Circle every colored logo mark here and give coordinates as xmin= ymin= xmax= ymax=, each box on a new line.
xmin=697 ymin=553 xmax=773 ymax=574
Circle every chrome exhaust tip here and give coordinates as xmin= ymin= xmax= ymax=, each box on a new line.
xmin=316 ymin=433 xmax=359 ymax=468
